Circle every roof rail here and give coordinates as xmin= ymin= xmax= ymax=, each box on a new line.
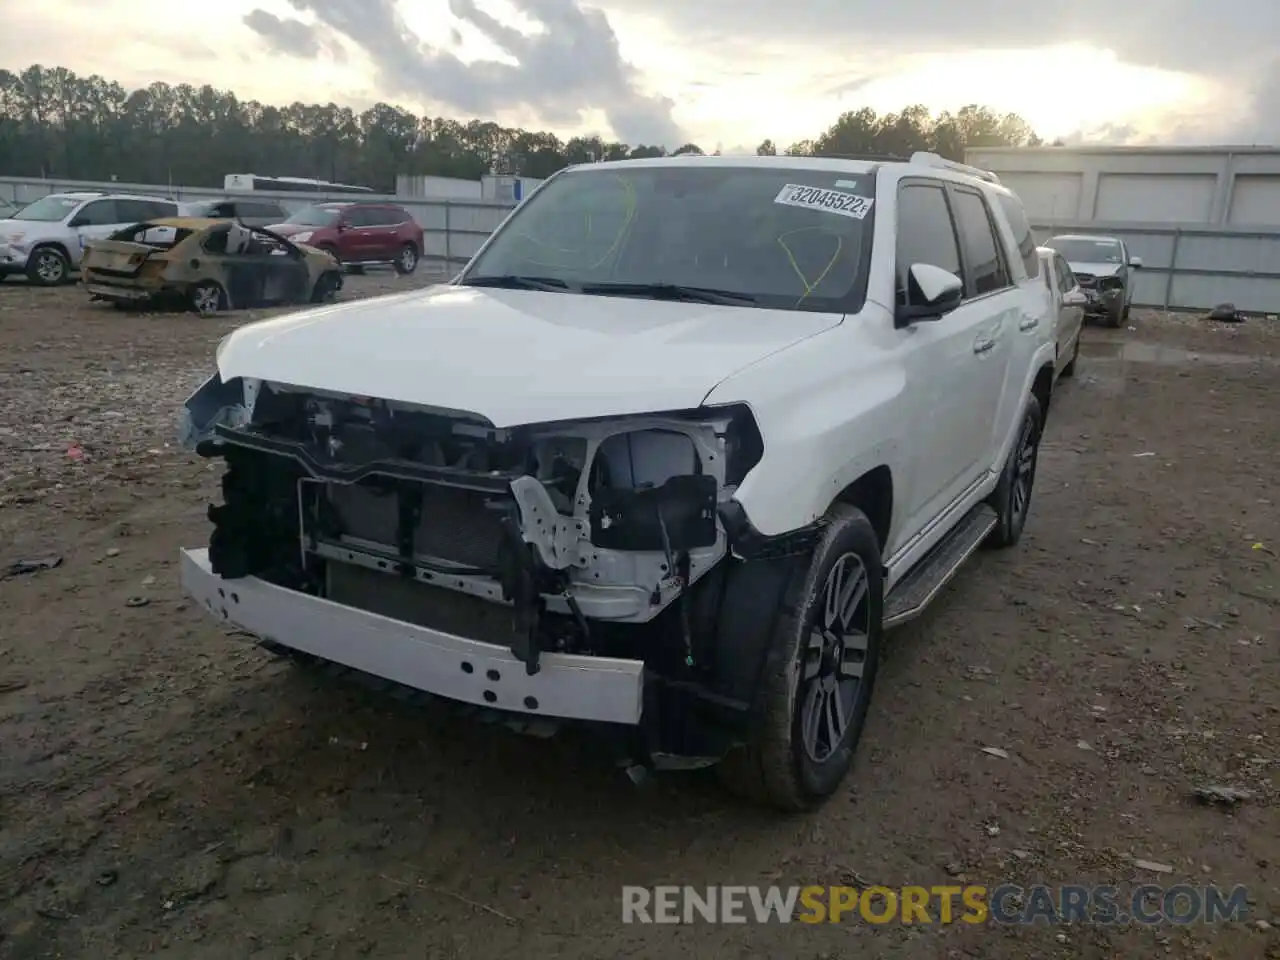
xmin=909 ymin=151 xmax=1001 ymax=184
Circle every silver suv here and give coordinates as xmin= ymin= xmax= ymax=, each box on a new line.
xmin=0 ymin=192 xmax=181 ymax=285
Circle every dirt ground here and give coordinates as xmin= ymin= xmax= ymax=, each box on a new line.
xmin=0 ymin=269 xmax=1277 ymax=960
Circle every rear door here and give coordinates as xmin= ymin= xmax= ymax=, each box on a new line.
xmin=945 ymin=183 xmax=1019 ymax=487
xmin=365 ymin=205 xmax=403 ymax=259
xmin=1053 ymin=253 xmax=1083 ymax=362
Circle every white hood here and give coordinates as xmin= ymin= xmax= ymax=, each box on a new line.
xmin=1068 ymin=260 xmax=1122 ymax=277
xmin=216 ymin=285 xmax=841 ymax=427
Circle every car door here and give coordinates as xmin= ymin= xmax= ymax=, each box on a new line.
xmin=67 ymin=199 xmax=122 ymax=265
xmin=1053 ymin=253 xmax=1084 ymax=363
xmin=335 ymin=207 xmax=369 ymax=262
xmin=894 ymin=178 xmax=1004 ymax=534
xmin=944 ymin=183 xmax=1019 ymax=487
xmin=358 ymin=206 xmax=396 ymax=261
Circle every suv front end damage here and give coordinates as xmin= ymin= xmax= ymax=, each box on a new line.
xmin=178 ymin=373 xmax=804 ymax=764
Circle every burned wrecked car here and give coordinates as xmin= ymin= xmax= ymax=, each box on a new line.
xmin=81 ymin=218 xmax=343 ymax=313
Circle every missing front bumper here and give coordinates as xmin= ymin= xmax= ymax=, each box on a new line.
xmin=181 ymin=546 xmax=646 ymax=724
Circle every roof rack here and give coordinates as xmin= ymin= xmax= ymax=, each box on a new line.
xmin=909 ymin=151 xmax=1001 ymax=184
xmin=814 ymin=153 xmax=910 ymax=162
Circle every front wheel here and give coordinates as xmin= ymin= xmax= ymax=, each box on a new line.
xmin=717 ymin=503 xmax=883 ymax=811
xmin=311 ymin=271 xmax=341 ymax=303
xmin=394 ymin=243 xmax=419 ymax=275
xmin=27 ymin=246 xmax=69 ymax=286
xmin=985 ymin=394 xmax=1043 ymax=548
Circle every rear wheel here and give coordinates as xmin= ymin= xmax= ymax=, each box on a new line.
xmin=985 ymin=395 xmax=1043 ymax=548
xmin=27 ymin=246 xmax=69 ymax=286
xmin=394 ymin=243 xmax=419 ymax=275
xmin=717 ymin=503 xmax=883 ymax=811
xmin=190 ymin=280 xmax=226 ymax=315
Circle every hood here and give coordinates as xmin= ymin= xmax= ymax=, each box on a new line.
xmin=215 ymin=285 xmax=841 ymax=427
xmin=0 ymin=218 xmax=27 ymax=237
xmin=1067 ymin=260 xmax=1123 ymax=277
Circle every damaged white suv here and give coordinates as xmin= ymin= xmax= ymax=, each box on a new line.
xmin=178 ymin=152 xmax=1057 ymax=810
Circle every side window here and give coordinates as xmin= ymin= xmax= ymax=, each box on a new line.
xmin=114 ymin=199 xmax=152 ymax=223
xmin=895 ymin=181 xmax=962 ymax=306
xmin=1054 ymin=255 xmax=1075 ymax=294
xmin=148 ymin=200 xmax=179 ymax=219
xmin=950 ymin=188 xmax=1011 ymax=297
xmin=389 ymin=207 xmax=411 ymax=224
xmin=74 ymin=199 xmax=120 ymax=226
xmin=995 ymin=193 xmax=1039 ymax=279
xmin=345 ymin=207 xmax=375 ymax=227
xmin=249 ymin=202 xmax=284 ymax=220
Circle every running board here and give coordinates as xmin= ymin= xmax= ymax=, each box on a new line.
xmin=883 ymin=503 xmax=997 ymax=628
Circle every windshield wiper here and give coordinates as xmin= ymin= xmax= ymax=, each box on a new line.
xmin=461 ymin=274 xmax=572 ymax=292
xmin=579 ymin=281 xmax=756 ymax=306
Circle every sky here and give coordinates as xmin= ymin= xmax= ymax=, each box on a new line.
xmin=3 ymin=0 xmax=1277 ymax=152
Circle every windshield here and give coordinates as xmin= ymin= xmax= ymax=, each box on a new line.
xmin=1047 ymin=237 xmax=1123 ymax=264
xmin=461 ymin=164 xmax=877 ymax=312
xmin=286 ymin=205 xmax=343 ymax=226
xmin=13 ymin=195 xmax=82 ymax=222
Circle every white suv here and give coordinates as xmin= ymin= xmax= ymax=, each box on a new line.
xmin=0 ymin=192 xmax=181 ymax=285
xmin=177 ymin=152 xmax=1057 ymax=810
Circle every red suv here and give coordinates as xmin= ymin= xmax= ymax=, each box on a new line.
xmin=268 ymin=201 xmax=424 ymax=275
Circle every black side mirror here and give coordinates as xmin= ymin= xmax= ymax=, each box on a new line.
xmin=894 ymin=263 xmax=964 ymax=327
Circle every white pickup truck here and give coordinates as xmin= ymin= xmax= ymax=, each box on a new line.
xmin=179 ymin=151 xmax=1058 ymax=810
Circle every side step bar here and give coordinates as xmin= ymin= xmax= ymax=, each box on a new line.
xmin=883 ymin=503 xmax=998 ymax=628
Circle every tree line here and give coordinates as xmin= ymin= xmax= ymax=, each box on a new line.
xmin=0 ymin=65 xmax=1046 ymax=192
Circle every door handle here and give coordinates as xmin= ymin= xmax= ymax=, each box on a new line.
xmin=973 ymin=338 xmax=995 ymax=355
xmin=1018 ymin=315 xmax=1039 ymax=332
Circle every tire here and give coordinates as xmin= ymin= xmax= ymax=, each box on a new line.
xmin=26 ymin=246 xmax=69 ymax=286
xmin=190 ymin=280 xmax=226 ymax=315
xmin=1060 ymin=332 xmax=1080 ymax=379
xmin=1122 ymin=301 xmax=1131 ymax=322
xmin=717 ymin=503 xmax=884 ymax=811
xmin=311 ymin=271 xmax=341 ymax=303
xmin=985 ymin=394 xmax=1043 ymax=549
xmin=1104 ymin=299 xmax=1124 ymax=328
xmin=394 ymin=243 xmax=419 ymax=275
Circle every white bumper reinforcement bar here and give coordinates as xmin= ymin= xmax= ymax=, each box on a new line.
xmin=180 ymin=548 xmax=645 ymax=725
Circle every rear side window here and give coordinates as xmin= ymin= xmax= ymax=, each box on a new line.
xmin=389 ymin=207 xmax=412 ymax=224
xmin=138 ymin=199 xmax=177 ymax=219
xmin=995 ymin=193 xmax=1039 ymax=279
xmin=950 ymin=188 xmax=1010 ymax=297
xmin=345 ymin=207 xmax=377 ymax=227
xmin=895 ymin=181 xmax=962 ymax=305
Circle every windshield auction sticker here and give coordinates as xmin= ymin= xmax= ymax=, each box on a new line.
xmin=774 ymin=184 xmax=873 ymax=219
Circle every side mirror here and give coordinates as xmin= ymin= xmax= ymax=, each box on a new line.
xmin=895 ymin=263 xmax=964 ymax=326
xmin=1129 ymin=256 xmax=1143 ymax=269
xmin=1063 ymin=288 xmax=1088 ymax=307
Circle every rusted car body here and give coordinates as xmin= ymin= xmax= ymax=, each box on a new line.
xmin=80 ymin=218 xmax=343 ymax=313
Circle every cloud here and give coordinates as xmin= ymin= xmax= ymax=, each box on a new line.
xmin=242 ymin=10 xmax=323 ymax=58
xmin=242 ymin=0 xmax=684 ymax=147
xmin=596 ymin=0 xmax=1277 ymax=76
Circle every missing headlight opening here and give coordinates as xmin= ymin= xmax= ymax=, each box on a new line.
xmin=181 ymin=375 xmax=764 ymax=677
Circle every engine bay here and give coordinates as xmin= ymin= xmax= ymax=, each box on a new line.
xmin=181 ymin=375 xmax=765 ymax=675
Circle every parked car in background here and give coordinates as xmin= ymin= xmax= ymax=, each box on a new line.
xmin=81 ymin=218 xmax=342 ymax=313
xmin=1037 ymin=246 xmax=1087 ymax=380
xmin=180 ymin=197 xmax=289 ymax=227
xmin=1043 ymin=233 xmax=1142 ymax=327
xmin=0 ymin=192 xmax=180 ymax=285
xmin=266 ymin=201 xmax=423 ymax=274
